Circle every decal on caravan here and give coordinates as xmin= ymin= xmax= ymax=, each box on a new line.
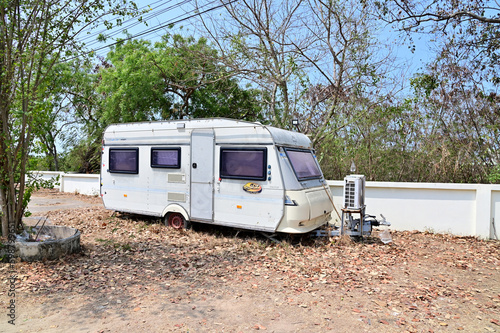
xmin=100 ymin=118 xmax=333 ymax=233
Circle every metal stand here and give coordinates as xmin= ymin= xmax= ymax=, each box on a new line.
xmin=260 ymin=232 xmax=280 ymax=243
xmin=313 ymin=208 xmax=390 ymax=238
xmin=340 ymin=205 xmax=366 ymax=240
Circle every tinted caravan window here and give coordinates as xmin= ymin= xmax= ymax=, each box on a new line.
xmin=220 ymin=148 xmax=267 ymax=181
xmin=285 ymin=148 xmax=322 ymax=181
xmin=109 ymin=148 xmax=139 ymax=174
xmin=151 ymin=148 xmax=181 ymax=168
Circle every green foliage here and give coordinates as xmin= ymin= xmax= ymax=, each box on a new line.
xmin=96 ymin=33 xmax=264 ymax=126
xmin=97 ymin=38 xmax=172 ymax=124
xmin=58 ymin=32 xmax=266 ymax=174
xmin=410 ymin=74 xmax=439 ymax=98
xmin=63 ymin=140 xmax=101 ymax=174
xmin=23 ymin=173 xmax=60 ymax=218
xmin=190 ymin=81 xmax=266 ymax=122
xmin=316 ymin=101 xmax=427 ymax=181
xmin=488 ymin=165 xmax=500 ymax=184
xmin=28 ymin=154 xmax=53 ymax=172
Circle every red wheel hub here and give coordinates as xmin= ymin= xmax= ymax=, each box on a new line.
xmin=168 ymin=213 xmax=184 ymax=229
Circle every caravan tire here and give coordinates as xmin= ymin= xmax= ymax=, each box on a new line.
xmin=166 ymin=213 xmax=190 ymax=230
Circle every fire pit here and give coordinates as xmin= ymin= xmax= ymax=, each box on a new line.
xmin=14 ymin=225 xmax=81 ymax=262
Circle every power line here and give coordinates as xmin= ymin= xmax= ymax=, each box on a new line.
xmin=86 ymin=0 xmax=217 ymax=59
xmin=63 ymin=0 xmax=233 ymax=63
xmin=80 ymin=0 xmax=188 ymax=47
xmin=78 ymin=0 xmax=174 ymax=42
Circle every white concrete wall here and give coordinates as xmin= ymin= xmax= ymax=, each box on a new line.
xmin=492 ymin=190 xmax=500 ymax=239
xmin=28 ymin=171 xmax=500 ymax=238
xmin=60 ymin=174 xmax=100 ymax=196
xmin=29 ymin=171 xmax=100 ymax=196
xmin=328 ymin=180 xmax=500 ymax=239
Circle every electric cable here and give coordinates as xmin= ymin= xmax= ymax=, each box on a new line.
xmin=78 ymin=0 xmax=172 ymax=43
xmin=82 ymin=0 xmax=192 ymax=49
xmin=62 ymin=0 xmax=230 ymax=63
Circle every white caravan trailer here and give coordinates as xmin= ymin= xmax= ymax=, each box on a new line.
xmin=100 ymin=118 xmax=333 ymax=233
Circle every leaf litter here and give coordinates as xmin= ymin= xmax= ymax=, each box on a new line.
xmin=1 ymin=189 xmax=499 ymax=332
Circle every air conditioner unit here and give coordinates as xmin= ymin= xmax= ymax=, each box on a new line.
xmin=343 ymin=175 xmax=365 ymax=209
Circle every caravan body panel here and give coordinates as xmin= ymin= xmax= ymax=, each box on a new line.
xmin=100 ymin=118 xmax=333 ymax=233
xmin=213 ymin=142 xmax=284 ymax=232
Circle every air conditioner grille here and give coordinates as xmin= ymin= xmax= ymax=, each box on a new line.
xmin=343 ymin=175 xmax=365 ymax=209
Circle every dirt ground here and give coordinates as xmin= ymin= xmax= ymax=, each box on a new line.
xmin=1 ymin=189 xmax=499 ymax=333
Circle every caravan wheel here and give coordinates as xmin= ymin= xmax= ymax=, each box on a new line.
xmin=166 ymin=213 xmax=189 ymax=230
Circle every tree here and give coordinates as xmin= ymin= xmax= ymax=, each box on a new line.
xmin=194 ymin=0 xmax=410 ymax=181
xmin=315 ymin=95 xmax=432 ymax=182
xmin=55 ymin=33 xmax=265 ymax=174
xmin=408 ymin=68 xmax=500 ymax=183
xmin=363 ymin=0 xmax=500 ymax=183
xmin=196 ymin=0 xmax=308 ymax=128
xmin=371 ymin=0 xmax=500 ymax=30
xmin=97 ymin=33 xmax=264 ymax=125
xmin=296 ymin=0 xmax=399 ymax=145
xmin=371 ymin=0 xmax=500 ymax=84
xmin=188 ymin=76 xmax=266 ymax=121
xmin=0 ymin=0 xmax=139 ymax=237
xmin=197 ymin=0 xmax=401 ymax=135
xmin=30 ymin=61 xmax=89 ymax=171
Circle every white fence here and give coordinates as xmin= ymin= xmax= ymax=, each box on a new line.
xmin=30 ymin=171 xmax=100 ymax=196
xmin=29 ymin=171 xmax=500 ymax=239
xmin=328 ymin=180 xmax=500 ymax=239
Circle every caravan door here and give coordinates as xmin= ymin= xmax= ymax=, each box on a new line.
xmin=190 ymin=129 xmax=215 ymax=221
